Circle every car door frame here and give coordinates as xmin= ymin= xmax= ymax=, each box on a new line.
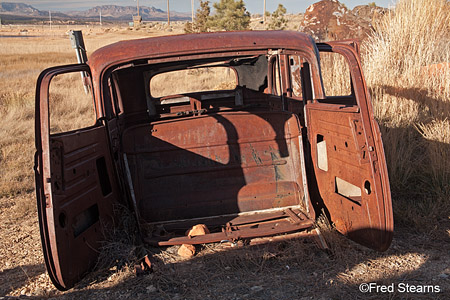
xmin=35 ymin=64 xmax=119 ymax=290
xmin=305 ymin=41 xmax=393 ymax=251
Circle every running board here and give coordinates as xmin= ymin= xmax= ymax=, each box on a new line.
xmin=144 ymin=208 xmax=314 ymax=246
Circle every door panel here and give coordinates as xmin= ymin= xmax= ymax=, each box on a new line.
xmin=35 ymin=65 xmax=119 ymax=290
xmin=307 ymin=43 xmax=393 ymax=251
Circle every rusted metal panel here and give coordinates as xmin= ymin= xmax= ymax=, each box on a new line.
xmin=310 ymin=42 xmax=393 ymax=251
xmin=122 ymin=111 xmax=305 ymax=223
xmin=145 ymin=208 xmax=313 ymax=246
xmin=35 ymin=65 xmax=119 ymax=290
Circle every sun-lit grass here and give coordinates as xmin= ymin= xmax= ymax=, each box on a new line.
xmin=151 ymin=67 xmax=237 ymax=98
xmin=0 ymin=51 xmax=74 ymax=197
xmin=320 ymin=52 xmax=352 ymax=96
xmin=362 ymin=0 xmax=450 ymax=226
xmin=0 ymin=28 xmax=159 ymax=198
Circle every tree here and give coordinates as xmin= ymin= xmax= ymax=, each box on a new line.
xmin=267 ymin=4 xmax=287 ymax=30
xmin=184 ymin=0 xmax=211 ymax=33
xmin=208 ymin=0 xmax=250 ymax=31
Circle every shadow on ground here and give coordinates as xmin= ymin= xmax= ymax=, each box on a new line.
xmin=0 ymin=263 xmax=45 ymax=295
xmin=20 ymin=220 xmax=447 ymax=300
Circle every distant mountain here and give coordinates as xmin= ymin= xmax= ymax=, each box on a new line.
xmin=0 ymin=2 xmax=44 ymax=16
xmin=65 ymin=5 xmax=189 ymax=21
xmin=0 ymin=2 xmax=189 ymax=22
xmin=0 ymin=2 xmax=69 ymax=18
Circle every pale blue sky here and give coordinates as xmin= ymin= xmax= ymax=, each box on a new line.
xmin=3 ymin=0 xmax=397 ymax=13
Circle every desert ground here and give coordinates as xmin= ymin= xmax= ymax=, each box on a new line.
xmin=1 ymin=2 xmax=449 ymax=298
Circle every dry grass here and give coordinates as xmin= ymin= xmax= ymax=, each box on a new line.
xmin=151 ymin=67 xmax=237 ymax=98
xmin=48 ymin=73 xmax=96 ymax=133
xmin=0 ymin=51 xmax=73 ymax=197
xmin=0 ymin=26 xmax=167 ymax=198
xmin=362 ymin=0 xmax=450 ymax=226
xmin=320 ymin=52 xmax=352 ymax=96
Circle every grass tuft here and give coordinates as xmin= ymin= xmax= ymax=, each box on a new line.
xmin=362 ymin=0 xmax=450 ymax=224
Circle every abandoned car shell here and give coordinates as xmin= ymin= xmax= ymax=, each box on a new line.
xmin=35 ymin=31 xmax=393 ymax=290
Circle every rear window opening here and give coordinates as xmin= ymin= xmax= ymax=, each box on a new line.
xmin=150 ymin=67 xmax=237 ymax=98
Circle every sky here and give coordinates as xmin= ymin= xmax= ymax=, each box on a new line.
xmin=3 ymin=0 xmax=397 ymax=14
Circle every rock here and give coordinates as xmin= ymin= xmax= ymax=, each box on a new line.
xmin=177 ymin=244 xmax=196 ymax=258
xmin=299 ymin=0 xmax=372 ymax=42
xmin=146 ymin=285 xmax=157 ymax=293
xmin=186 ymin=224 xmax=210 ymax=237
xmin=35 ymin=288 xmax=45 ymax=296
xmin=352 ymin=4 xmax=388 ymax=24
xmin=250 ymin=286 xmax=263 ymax=292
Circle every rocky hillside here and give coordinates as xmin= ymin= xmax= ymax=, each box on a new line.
xmin=0 ymin=2 xmax=44 ymax=16
xmin=298 ymin=0 xmax=387 ymax=42
xmin=0 ymin=2 xmax=189 ymax=22
xmin=65 ymin=5 xmax=189 ymax=21
xmin=0 ymin=2 xmax=68 ymax=19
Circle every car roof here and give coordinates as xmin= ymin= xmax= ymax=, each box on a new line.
xmin=88 ymin=30 xmax=316 ymax=72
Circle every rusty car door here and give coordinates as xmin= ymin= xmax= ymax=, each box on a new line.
xmin=305 ymin=42 xmax=393 ymax=251
xmin=35 ymin=64 xmax=119 ymax=290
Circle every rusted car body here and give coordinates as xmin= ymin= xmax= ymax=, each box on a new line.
xmin=35 ymin=31 xmax=393 ymax=290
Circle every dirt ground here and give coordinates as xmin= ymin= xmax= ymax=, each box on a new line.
xmin=0 ymin=23 xmax=449 ymax=300
xmin=0 ymin=193 xmax=449 ymax=299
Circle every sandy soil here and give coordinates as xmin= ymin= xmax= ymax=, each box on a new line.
xmin=0 ymin=193 xmax=449 ymax=299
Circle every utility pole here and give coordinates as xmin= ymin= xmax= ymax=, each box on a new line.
xmin=137 ymin=0 xmax=140 ymax=17
xmin=263 ymin=0 xmax=266 ymax=24
xmin=133 ymin=0 xmax=142 ymax=27
xmin=100 ymin=10 xmax=102 ymax=26
xmin=191 ymin=0 xmax=194 ymax=23
xmin=167 ymin=0 xmax=170 ymax=26
xmin=49 ymin=11 xmax=52 ymax=29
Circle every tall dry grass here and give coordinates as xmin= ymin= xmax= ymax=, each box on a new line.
xmin=362 ymin=0 xmax=450 ymax=226
xmin=320 ymin=52 xmax=352 ymax=96
xmin=0 ymin=51 xmax=73 ymax=197
xmin=0 ymin=28 xmax=157 ymax=198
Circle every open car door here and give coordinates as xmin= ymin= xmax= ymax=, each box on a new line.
xmin=35 ymin=64 xmax=119 ymax=290
xmin=306 ymin=41 xmax=393 ymax=251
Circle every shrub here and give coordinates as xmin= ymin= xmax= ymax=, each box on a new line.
xmin=208 ymin=0 xmax=250 ymax=31
xmin=266 ymin=4 xmax=287 ymax=30
xmin=184 ymin=0 xmax=211 ymax=33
